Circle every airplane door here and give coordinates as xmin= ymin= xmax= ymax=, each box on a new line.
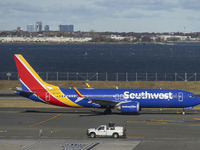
xmin=45 ymin=92 xmax=50 ymax=101
xmin=120 ymin=94 xmax=124 ymax=100
xmin=115 ymin=94 xmax=124 ymax=100
xmin=115 ymin=94 xmax=119 ymax=100
xmin=178 ymin=92 xmax=183 ymax=102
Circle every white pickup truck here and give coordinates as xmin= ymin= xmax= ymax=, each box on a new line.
xmin=87 ymin=123 xmax=126 ymax=138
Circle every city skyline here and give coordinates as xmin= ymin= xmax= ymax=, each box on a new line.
xmin=0 ymin=0 xmax=200 ymax=33
xmin=26 ymin=22 xmax=74 ymax=32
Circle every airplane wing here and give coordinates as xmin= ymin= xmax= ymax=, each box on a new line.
xmin=85 ymin=98 xmax=119 ymax=107
xmin=74 ymin=87 xmax=119 ymax=107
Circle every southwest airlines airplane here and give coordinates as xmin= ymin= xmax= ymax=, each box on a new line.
xmin=14 ymin=54 xmax=200 ymax=114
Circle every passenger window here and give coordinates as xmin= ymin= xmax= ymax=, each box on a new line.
xmin=98 ymin=126 xmax=105 ymax=131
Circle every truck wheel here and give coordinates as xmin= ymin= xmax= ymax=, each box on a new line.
xmin=113 ymin=133 xmax=119 ymax=139
xmin=90 ymin=132 xmax=96 ymax=138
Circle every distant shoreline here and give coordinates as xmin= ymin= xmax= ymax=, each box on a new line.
xmin=1 ymin=41 xmax=200 ymax=45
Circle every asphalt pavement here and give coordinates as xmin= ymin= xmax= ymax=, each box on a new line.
xmin=1 ymin=106 xmax=200 ymax=150
xmin=1 ymin=93 xmax=200 ymax=150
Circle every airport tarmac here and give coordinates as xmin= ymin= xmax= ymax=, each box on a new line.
xmin=1 ymin=100 xmax=200 ymax=149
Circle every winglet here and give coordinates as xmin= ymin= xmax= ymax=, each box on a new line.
xmin=74 ymin=87 xmax=84 ymax=98
xmin=86 ymin=83 xmax=90 ymax=88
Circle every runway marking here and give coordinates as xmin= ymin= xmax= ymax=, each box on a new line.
xmin=125 ymin=119 xmax=184 ymax=126
xmin=125 ymin=121 xmax=143 ymax=124
xmin=23 ymin=142 xmax=42 ymax=150
xmin=127 ymin=132 xmax=150 ymax=139
xmin=29 ymin=113 xmax=62 ymax=127
xmin=176 ymin=111 xmax=181 ymax=114
xmin=146 ymin=122 xmax=165 ymax=125
xmin=0 ymin=145 xmax=22 ymax=147
xmin=150 ymin=119 xmax=184 ymax=123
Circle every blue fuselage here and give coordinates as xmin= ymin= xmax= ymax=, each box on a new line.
xmin=59 ymin=88 xmax=200 ymax=109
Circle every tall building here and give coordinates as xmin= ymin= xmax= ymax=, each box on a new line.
xmin=59 ymin=25 xmax=74 ymax=32
xmin=67 ymin=25 xmax=74 ymax=32
xmin=44 ymin=25 xmax=49 ymax=31
xmin=17 ymin=27 xmax=21 ymax=32
xmin=35 ymin=21 xmax=42 ymax=32
xmin=59 ymin=25 xmax=68 ymax=32
xmin=27 ymin=25 xmax=34 ymax=32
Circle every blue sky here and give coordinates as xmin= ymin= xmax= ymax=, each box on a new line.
xmin=0 ymin=0 xmax=200 ymax=32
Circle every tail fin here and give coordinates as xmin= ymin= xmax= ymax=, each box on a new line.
xmin=14 ymin=54 xmax=46 ymax=92
xmin=14 ymin=54 xmax=79 ymax=107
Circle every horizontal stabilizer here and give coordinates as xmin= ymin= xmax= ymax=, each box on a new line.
xmin=13 ymin=87 xmax=35 ymax=95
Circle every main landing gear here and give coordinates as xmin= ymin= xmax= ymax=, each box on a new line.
xmin=104 ymin=108 xmax=112 ymax=114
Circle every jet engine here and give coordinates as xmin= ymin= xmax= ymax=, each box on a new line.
xmin=119 ymin=102 xmax=140 ymax=113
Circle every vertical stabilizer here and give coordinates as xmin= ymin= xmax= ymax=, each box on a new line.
xmin=14 ymin=54 xmax=45 ymax=91
xmin=14 ymin=54 xmax=80 ymax=107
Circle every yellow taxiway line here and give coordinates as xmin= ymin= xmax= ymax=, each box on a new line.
xmin=0 ymin=145 xmax=22 ymax=147
xmin=125 ymin=119 xmax=184 ymax=126
xmin=150 ymin=119 xmax=184 ymax=123
xmin=127 ymin=132 xmax=150 ymax=139
xmin=29 ymin=113 xmax=62 ymax=127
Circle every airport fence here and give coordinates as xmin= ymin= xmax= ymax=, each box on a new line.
xmin=0 ymin=72 xmax=200 ymax=81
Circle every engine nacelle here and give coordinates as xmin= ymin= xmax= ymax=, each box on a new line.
xmin=119 ymin=102 xmax=140 ymax=113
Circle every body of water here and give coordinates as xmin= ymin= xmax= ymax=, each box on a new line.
xmin=1 ymin=43 xmax=200 ymax=73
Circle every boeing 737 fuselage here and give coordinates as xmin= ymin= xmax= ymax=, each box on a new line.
xmin=14 ymin=54 xmax=200 ymax=114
